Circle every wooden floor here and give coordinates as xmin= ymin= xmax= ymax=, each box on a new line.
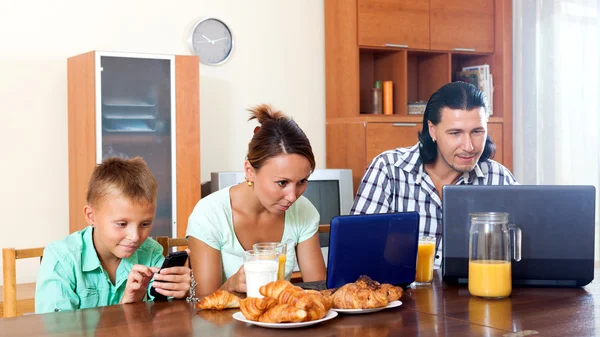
xmin=0 ymin=283 xmax=36 ymax=317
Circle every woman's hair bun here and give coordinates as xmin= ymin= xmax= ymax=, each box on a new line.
xmin=247 ymin=104 xmax=285 ymax=125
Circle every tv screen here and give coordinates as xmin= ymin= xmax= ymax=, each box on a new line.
xmin=302 ymin=180 xmax=340 ymax=248
xmin=303 ymin=180 xmax=341 ymax=225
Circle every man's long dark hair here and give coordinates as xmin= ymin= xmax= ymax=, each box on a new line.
xmin=418 ymin=81 xmax=496 ymax=164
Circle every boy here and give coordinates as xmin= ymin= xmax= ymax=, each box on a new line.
xmin=35 ymin=157 xmax=191 ymax=313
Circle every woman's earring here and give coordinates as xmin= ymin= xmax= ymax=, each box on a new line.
xmin=245 ymin=176 xmax=254 ymax=187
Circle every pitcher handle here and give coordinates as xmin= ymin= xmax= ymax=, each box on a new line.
xmin=508 ymin=224 xmax=522 ymax=262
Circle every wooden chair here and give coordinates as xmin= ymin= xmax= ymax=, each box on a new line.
xmin=2 ymin=247 xmax=44 ymax=318
xmin=290 ymin=224 xmax=330 ymax=283
xmin=156 ymin=236 xmax=188 ymax=258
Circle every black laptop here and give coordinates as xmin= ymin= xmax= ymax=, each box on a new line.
xmin=442 ymin=185 xmax=596 ymax=287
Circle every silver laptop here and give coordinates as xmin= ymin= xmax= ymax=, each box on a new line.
xmin=442 ymin=185 xmax=596 ymax=287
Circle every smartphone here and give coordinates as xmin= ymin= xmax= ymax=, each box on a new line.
xmin=150 ymin=250 xmax=189 ymax=301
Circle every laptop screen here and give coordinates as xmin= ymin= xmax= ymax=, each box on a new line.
xmin=326 ymin=212 xmax=420 ymax=289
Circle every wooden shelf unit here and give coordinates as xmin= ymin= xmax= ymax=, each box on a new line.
xmin=325 ymin=0 xmax=513 ymax=193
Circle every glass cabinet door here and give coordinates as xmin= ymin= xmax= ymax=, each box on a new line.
xmin=98 ymin=55 xmax=175 ymax=237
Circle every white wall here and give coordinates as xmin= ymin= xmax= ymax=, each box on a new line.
xmin=0 ymin=0 xmax=325 ymax=285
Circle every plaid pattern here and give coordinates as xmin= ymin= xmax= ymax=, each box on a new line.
xmin=350 ymin=143 xmax=518 ymax=267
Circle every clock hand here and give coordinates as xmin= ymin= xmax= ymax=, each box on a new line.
xmin=201 ymin=34 xmax=213 ymax=43
xmin=194 ymin=40 xmax=212 ymax=43
xmin=211 ymin=37 xmax=230 ymax=43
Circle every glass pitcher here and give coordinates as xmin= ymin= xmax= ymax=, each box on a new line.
xmin=468 ymin=212 xmax=521 ymax=298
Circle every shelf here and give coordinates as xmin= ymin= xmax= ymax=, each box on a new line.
xmin=327 ymin=115 xmax=503 ymax=124
xmin=407 ymin=51 xmax=451 ymax=104
xmin=102 ymin=134 xmax=170 ymax=144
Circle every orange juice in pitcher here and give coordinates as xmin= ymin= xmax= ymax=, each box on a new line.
xmin=468 ymin=213 xmax=521 ymax=299
xmin=468 ymin=260 xmax=512 ymax=298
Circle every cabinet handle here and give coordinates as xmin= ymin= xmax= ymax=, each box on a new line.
xmin=392 ymin=123 xmax=417 ymax=127
xmin=454 ymin=48 xmax=476 ymax=52
xmin=385 ymin=43 xmax=408 ymax=48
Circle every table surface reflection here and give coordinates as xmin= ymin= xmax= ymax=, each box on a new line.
xmin=1 ymin=269 xmax=599 ymax=337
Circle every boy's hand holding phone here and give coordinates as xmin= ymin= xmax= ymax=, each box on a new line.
xmin=121 ymin=265 xmax=160 ymax=304
xmin=151 ymin=249 xmax=192 ymax=300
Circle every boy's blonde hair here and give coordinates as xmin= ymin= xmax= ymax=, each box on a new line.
xmin=86 ymin=157 xmax=157 ymax=207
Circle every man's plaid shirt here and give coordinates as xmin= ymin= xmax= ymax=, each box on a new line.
xmin=350 ymin=143 xmax=518 ymax=268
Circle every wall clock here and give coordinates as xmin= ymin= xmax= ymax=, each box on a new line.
xmin=189 ymin=18 xmax=234 ymax=65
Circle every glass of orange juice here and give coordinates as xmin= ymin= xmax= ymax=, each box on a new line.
xmin=414 ymin=236 xmax=436 ymax=286
xmin=253 ymin=242 xmax=287 ymax=280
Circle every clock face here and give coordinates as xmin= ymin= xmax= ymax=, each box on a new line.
xmin=190 ymin=18 xmax=233 ymax=65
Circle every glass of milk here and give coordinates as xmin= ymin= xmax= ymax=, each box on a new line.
xmin=243 ymin=249 xmax=279 ymax=298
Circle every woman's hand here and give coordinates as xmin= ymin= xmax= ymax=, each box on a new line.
xmin=224 ymin=265 xmax=246 ymax=294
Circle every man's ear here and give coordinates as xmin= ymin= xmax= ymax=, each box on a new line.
xmin=83 ymin=205 xmax=95 ymax=226
xmin=428 ymin=120 xmax=437 ymax=142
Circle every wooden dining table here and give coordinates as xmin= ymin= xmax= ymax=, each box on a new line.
xmin=1 ymin=269 xmax=599 ymax=337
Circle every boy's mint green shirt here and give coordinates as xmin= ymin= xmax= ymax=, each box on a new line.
xmin=35 ymin=226 xmax=165 ymax=314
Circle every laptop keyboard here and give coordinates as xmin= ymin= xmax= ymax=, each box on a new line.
xmin=296 ymin=280 xmax=327 ymax=291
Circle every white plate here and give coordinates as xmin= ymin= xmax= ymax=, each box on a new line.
xmin=232 ymin=310 xmax=338 ymax=329
xmin=331 ymin=300 xmax=403 ymax=314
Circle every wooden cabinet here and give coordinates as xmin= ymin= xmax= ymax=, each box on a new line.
xmin=67 ymin=51 xmax=200 ymax=238
xmin=487 ymin=122 xmax=503 ymax=164
xmin=325 ymin=0 xmax=513 ymax=195
xmin=366 ymin=122 xmax=422 ymax=163
xmin=430 ymin=0 xmax=495 ymax=53
xmin=358 ymin=0 xmax=430 ymax=49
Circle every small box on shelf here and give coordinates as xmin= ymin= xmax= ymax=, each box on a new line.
xmin=408 ymin=101 xmax=427 ymax=115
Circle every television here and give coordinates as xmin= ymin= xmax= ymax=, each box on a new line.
xmin=210 ymin=169 xmax=354 ymax=224
xmin=210 ymin=169 xmax=354 ymax=268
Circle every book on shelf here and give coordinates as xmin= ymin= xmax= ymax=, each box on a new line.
xmin=456 ymin=64 xmax=493 ymax=116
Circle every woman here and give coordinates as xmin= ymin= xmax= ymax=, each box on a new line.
xmin=186 ymin=104 xmax=326 ymax=296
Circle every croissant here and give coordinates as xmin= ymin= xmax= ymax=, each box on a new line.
xmin=276 ymin=285 xmax=308 ymax=307
xmin=196 ymin=290 xmax=241 ymax=310
xmin=258 ymin=304 xmax=307 ymax=323
xmin=354 ymin=275 xmax=381 ymax=290
xmin=240 ymin=297 xmax=279 ymax=321
xmin=303 ymin=290 xmax=332 ymax=321
xmin=306 ymin=290 xmax=333 ymax=311
xmin=320 ymin=288 xmax=338 ymax=297
xmin=377 ymin=283 xmax=403 ymax=302
xmin=259 ymin=280 xmax=294 ymax=299
xmin=332 ymin=283 xmax=388 ymax=309
xmin=245 ymin=280 xmax=333 ymax=323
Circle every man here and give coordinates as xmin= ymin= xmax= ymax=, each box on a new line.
xmin=350 ymin=81 xmax=517 ymax=267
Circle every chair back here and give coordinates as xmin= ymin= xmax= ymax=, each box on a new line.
xmin=2 ymin=247 xmax=44 ymax=318
xmin=156 ymin=237 xmax=188 ymax=258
